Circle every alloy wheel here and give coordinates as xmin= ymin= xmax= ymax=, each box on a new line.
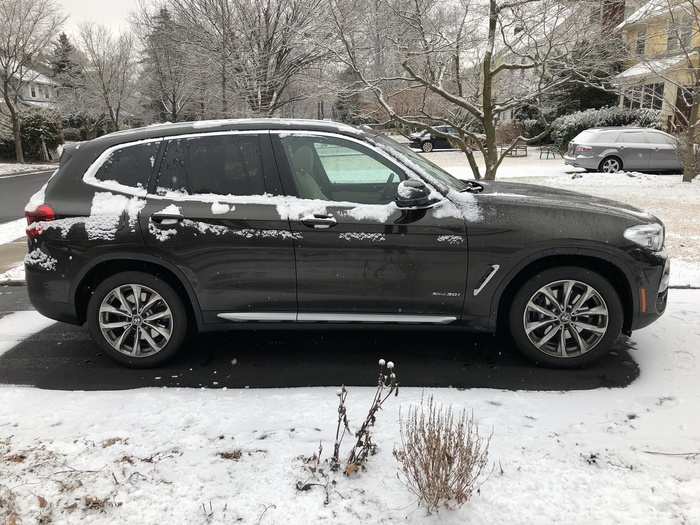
xmin=98 ymin=284 xmax=173 ymax=357
xmin=601 ymin=158 xmax=620 ymax=173
xmin=523 ymin=279 xmax=609 ymax=358
xmin=422 ymin=141 xmax=433 ymax=152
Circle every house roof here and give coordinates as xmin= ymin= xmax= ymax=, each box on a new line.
xmin=614 ymin=55 xmax=687 ymax=81
xmin=617 ymin=0 xmax=667 ymax=29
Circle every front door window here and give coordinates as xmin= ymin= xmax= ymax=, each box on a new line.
xmin=279 ymin=135 xmax=405 ymax=205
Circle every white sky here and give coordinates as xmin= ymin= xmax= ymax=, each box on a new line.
xmin=58 ymin=0 xmax=140 ymax=36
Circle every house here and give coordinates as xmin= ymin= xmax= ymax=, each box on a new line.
xmin=15 ymin=68 xmax=60 ymax=109
xmin=615 ymin=0 xmax=699 ymax=131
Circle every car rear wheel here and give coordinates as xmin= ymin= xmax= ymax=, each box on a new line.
xmin=87 ymin=271 xmax=188 ymax=368
xmin=599 ymin=156 xmax=622 ymax=173
xmin=421 ymin=141 xmax=434 ymax=152
xmin=508 ymin=267 xmax=623 ymax=368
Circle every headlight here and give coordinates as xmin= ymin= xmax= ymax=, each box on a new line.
xmin=624 ymin=224 xmax=664 ymax=251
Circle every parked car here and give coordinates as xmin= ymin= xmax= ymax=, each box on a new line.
xmin=564 ymin=127 xmax=682 ymax=173
xmin=409 ymin=125 xmax=459 ymax=152
xmin=25 ymin=119 xmax=669 ymax=369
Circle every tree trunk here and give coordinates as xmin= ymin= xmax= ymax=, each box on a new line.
xmin=481 ymin=0 xmax=498 ymax=181
xmin=462 ymin=147 xmax=481 ymax=180
xmin=221 ymin=62 xmax=228 ymax=117
xmin=12 ymin=113 xmax=24 ymax=164
xmin=682 ymin=97 xmax=698 ymax=182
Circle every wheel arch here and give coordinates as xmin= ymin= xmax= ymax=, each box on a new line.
xmin=494 ymin=253 xmax=634 ymax=335
xmin=73 ymin=253 xmax=202 ymax=330
xmin=599 ymin=154 xmax=623 ymax=172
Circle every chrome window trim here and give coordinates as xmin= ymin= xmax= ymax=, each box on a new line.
xmin=82 ymin=128 xmax=434 ymax=201
xmin=82 ymin=130 xmax=266 ymax=197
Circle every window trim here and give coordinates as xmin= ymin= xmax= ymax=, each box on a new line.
xmin=83 ymin=129 xmax=426 ymax=201
xmin=83 ymin=130 xmax=266 ymax=198
xmin=83 ymin=138 xmax=163 ymax=196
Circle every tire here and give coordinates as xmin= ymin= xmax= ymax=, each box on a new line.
xmin=87 ymin=271 xmax=189 ymax=368
xmin=421 ymin=141 xmax=434 ymax=152
xmin=508 ymin=266 xmax=623 ymax=368
xmin=599 ymin=156 xmax=622 ymax=173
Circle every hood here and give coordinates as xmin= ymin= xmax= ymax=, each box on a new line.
xmin=409 ymin=131 xmax=428 ymax=139
xmin=477 ymin=180 xmax=658 ymax=223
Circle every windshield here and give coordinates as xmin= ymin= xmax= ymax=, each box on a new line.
xmin=367 ymin=132 xmax=469 ymax=192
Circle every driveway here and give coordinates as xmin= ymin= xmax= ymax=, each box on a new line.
xmin=0 ymin=285 xmax=639 ymax=391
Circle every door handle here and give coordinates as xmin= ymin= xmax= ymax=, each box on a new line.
xmin=151 ymin=212 xmax=184 ymax=225
xmin=301 ymin=214 xmax=337 ymax=229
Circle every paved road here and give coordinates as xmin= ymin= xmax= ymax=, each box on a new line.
xmin=0 ymin=170 xmax=54 ymax=222
xmin=0 ymin=284 xmax=640 ymax=391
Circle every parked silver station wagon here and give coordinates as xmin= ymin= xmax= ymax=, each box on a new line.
xmin=564 ymin=127 xmax=682 ymax=173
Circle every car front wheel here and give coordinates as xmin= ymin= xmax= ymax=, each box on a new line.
xmin=87 ymin=271 xmax=188 ymax=368
xmin=421 ymin=141 xmax=434 ymax=152
xmin=508 ymin=267 xmax=623 ymax=368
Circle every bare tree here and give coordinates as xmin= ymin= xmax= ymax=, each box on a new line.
xmin=167 ymin=0 xmax=237 ymax=117
xmin=329 ymin=0 xmax=625 ymax=180
xmin=167 ymin=0 xmax=331 ymax=117
xmin=0 ymin=0 xmax=64 ymax=162
xmin=76 ymin=24 xmax=138 ymax=131
xmin=133 ymin=2 xmax=197 ymax=122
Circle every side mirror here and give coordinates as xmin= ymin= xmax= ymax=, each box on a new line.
xmin=396 ymin=180 xmax=432 ymax=208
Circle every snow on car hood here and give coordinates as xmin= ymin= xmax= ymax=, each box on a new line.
xmin=477 ymin=181 xmax=659 ymax=223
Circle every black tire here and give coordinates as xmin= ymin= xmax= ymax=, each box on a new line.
xmin=87 ymin=271 xmax=189 ymax=368
xmin=598 ymin=156 xmax=622 ymax=173
xmin=508 ymin=266 xmax=623 ymax=368
xmin=421 ymin=141 xmax=434 ymax=152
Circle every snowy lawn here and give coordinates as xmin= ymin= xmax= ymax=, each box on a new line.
xmin=1 ymin=289 xmax=699 ymax=524
xmin=0 ymin=163 xmax=56 ymax=177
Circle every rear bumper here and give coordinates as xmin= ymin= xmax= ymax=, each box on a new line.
xmin=563 ymin=154 xmax=598 ymax=170
xmin=26 ymin=265 xmax=81 ymax=325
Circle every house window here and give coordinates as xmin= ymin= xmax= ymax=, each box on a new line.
xmin=623 ymin=83 xmax=664 ymax=110
xmin=635 ymin=29 xmax=647 ymax=55
xmin=668 ymin=16 xmax=693 ymax=52
xmin=30 ymin=85 xmax=36 ymax=98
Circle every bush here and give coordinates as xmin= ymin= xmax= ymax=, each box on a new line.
xmin=62 ymin=127 xmax=82 ymax=142
xmin=394 ymin=396 xmax=490 ymax=513
xmin=550 ymin=106 xmax=661 ymax=151
xmin=19 ymin=109 xmax=63 ymax=160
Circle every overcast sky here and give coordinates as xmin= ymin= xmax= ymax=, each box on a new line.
xmin=59 ymin=0 xmax=140 ymax=36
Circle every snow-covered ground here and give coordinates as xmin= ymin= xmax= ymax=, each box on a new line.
xmin=0 ymin=289 xmax=699 ymax=524
xmin=0 ymin=162 xmax=56 ymax=177
xmin=0 ymin=218 xmax=27 ymax=246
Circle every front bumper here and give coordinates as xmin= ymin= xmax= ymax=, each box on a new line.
xmin=629 ymin=251 xmax=670 ymax=331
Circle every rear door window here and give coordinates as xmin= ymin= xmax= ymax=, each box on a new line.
xmin=94 ymin=141 xmax=160 ymax=189
xmin=157 ymin=134 xmax=265 ymax=196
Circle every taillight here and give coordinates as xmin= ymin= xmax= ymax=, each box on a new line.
xmin=575 ymin=145 xmax=593 ymax=154
xmin=25 ymin=204 xmax=56 ymax=238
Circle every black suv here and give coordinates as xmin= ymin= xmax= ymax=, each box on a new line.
xmin=25 ymin=119 xmax=670 ymax=368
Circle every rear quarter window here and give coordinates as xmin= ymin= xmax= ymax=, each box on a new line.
xmin=94 ymin=141 xmax=160 ymax=189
